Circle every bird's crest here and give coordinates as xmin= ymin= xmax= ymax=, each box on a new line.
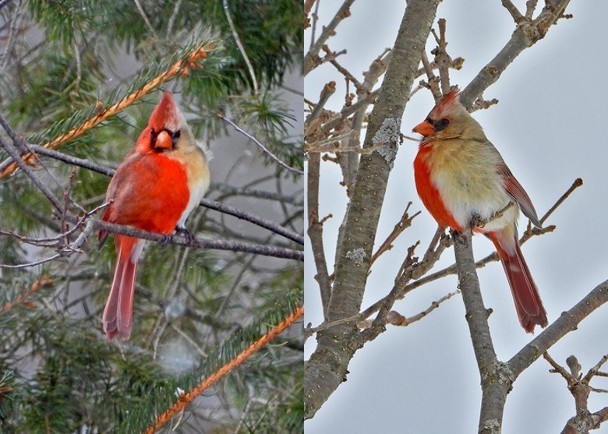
xmin=431 ymin=86 xmax=461 ymax=119
xmin=149 ymin=91 xmax=182 ymax=132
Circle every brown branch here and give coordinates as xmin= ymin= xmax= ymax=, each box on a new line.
xmin=306 ymin=80 xmax=336 ymax=130
xmin=304 ymin=0 xmax=356 ymax=74
xmin=357 ymin=290 xmax=458 ymax=329
xmin=543 ymin=353 xmax=608 ymax=433
xmin=509 ymin=280 xmax=608 ymax=378
xmin=304 ymin=0 xmax=442 ymax=419
xmin=338 ymin=48 xmax=392 ymax=194
xmin=370 ymin=202 xmax=419 ymax=265
xmin=501 ymin=0 xmax=525 ymax=23
xmin=452 ymin=231 xmax=510 ymax=434
xmin=3 ymin=209 xmax=303 ymax=266
xmin=359 ymin=231 xmax=450 ymax=343
xmin=144 ymin=305 xmax=303 ymax=434
xmin=92 ymin=218 xmax=303 ymax=261
xmin=420 ymin=51 xmax=442 ymax=99
xmin=0 ymin=118 xmax=63 ymax=212
xmin=308 ymin=228 xmax=447 ymax=344
xmin=307 ymin=82 xmax=340 ymax=316
xmin=329 ymin=58 xmax=363 ymax=91
xmin=319 ymin=88 xmax=380 ymax=134
xmin=433 ymin=18 xmax=452 ymax=94
xmin=0 ymin=42 xmax=215 ymax=178
xmin=460 ymin=0 xmax=571 ymax=107
xmin=539 ymin=178 xmax=583 ymax=225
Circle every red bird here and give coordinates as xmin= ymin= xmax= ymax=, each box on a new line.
xmin=99 ymin=91 xmax=210 ymax=340
xmin=412 ymin=87 xmax=547 ymax=332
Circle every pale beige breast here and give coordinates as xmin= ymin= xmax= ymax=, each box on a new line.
xmin=424 ymin=138 xmax=516 ymax=229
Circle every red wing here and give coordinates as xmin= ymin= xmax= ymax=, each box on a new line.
xmin=498 ymin=164 xmax=541 ymax=228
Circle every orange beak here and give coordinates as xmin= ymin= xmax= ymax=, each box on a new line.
xmin=155 ymin=130 xmax=173 ymax=149
xmin=412 ymin=120 xmax=435 ymax=137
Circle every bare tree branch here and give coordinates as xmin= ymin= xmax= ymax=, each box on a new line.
xmin=304 ymin=0 xmax=356 ymax=74
xmin=544 ymin=353 xmax=608 ymax=433
xmin=461 ymin=0 xmax=571 ymax=107
xmin=304 ymin=0 xmax=442 ymax=418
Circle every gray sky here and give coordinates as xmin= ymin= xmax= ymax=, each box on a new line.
xmin=305 ymin=1 xmax=608 ymax=433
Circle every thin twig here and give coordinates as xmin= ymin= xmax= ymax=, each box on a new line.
xmin=223 ymin=0 xmax=258 ymax=94
xmin=307 ymin=82 xmax=334 ymax=315
xmin=306 ymin=81 xmax=336 ymax=127
xmin=218 ymin=113 xmax=303 ymax=175
xmin=370 ymin=202 xmax=419 ymax=265
xmin=357 ymin=290 xmax=458 ymax=329
xmin=304 ymin=0 xmax=356 ymax=74
xmin=200 ymin=198 xmax=303 ymax=245
xmin=539 ymin=178 xmax=583 ymax=225
xmin=420 ymin=51 xmax=441 ymax=100
xmin=0 ymin=120 xmax=63 ymax=212
xmin=434 ymin=18 xmax=452 ymax=94
xmin=133 ymin=0 xmax=158 ymax=37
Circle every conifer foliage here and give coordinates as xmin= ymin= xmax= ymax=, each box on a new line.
xmin=0 ymin=1 xmax=303 ymax=432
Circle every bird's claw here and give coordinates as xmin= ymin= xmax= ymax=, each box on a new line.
xmin=159 ymin=234 xmax=173 ymax=246
xmin=175 ymin=226 xmax=194 ymax=244
xmin=469 ymin=213 xmax=484 ymax=229
xmin=450 ymin=229 xmax=469 ymax=246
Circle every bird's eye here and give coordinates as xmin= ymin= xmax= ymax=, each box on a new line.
xmin=435 ymin=118 xmax=449 ymax=131
xmin=172 ymin=130 xmax=181 ymax=139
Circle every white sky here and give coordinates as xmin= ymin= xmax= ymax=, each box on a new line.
xmin=305 ymin=1 xmax=608 ymax=433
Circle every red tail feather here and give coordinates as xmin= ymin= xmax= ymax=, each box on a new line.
xmin=488 ymin=231 xmax=547 ymax=333
xmin=103 ymin=236 xmax=142 ymax=340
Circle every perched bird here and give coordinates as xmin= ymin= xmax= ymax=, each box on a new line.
xmin=99 ymin=91 xmax=210 ymax=340
xmin=412 ymin=87 xmax=547 ymax=332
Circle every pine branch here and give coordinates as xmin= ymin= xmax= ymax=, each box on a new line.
xmin=144 ymin=304 xmax=303 ymax=433
xmin=106 ymin=289 xmax=302 ymax=433
xmin=0 ymin=275 xmax=53 ymax=313
xmin=0 ymin=39 xmax=218 ymax=177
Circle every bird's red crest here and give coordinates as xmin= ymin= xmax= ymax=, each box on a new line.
xmin=430 ymin=86 xmax=461 ymax=119
xmin=149 ymin=91 xmax=181 ymax=132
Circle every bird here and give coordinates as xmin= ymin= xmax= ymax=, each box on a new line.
xmin=99 ymin=91 xmax=210 ymax=340
xmin=412 ymin=87 xmax=547 ymax=333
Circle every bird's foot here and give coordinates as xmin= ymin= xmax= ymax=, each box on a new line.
xmin=159 ymin=234 xmax=173 ymax=246
xmin=470 ymin=202 xmax=514 ymax=230
xmin=469 ymin=213 xmax=484 ymax=230
xmin=450 ymin=229 xmax=469 ymax=246
xmin=175 ymin=226 xmax=194 ymax=244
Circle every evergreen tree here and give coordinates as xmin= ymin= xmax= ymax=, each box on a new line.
xmin=0 ymin=1 xmax=303 ymax=432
